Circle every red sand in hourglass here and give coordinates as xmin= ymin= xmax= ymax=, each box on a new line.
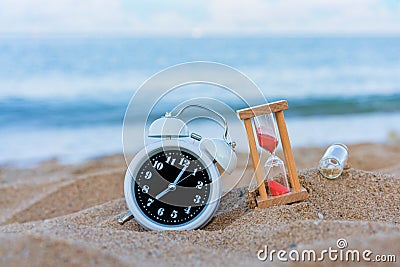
xmin=256 ymin=127 xmax=278 ymax=154
xmin=268 ymin=180 xmax=290 ymax=196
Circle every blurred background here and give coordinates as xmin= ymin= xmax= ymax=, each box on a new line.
xmin=0 ymin=0 xmax=399 ymax=166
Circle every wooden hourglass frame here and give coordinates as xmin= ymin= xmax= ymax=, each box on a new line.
xmin=237 ymin=100 xmax=308 ymax=208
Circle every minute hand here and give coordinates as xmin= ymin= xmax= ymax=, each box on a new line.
xmin=172 ymin=165 xmax=188 ymax=184
xmin=155 ymin=165 xmax=188 ymax=200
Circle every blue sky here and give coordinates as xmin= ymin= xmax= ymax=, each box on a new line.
xmin=0 ymin=0 xmax=399 ymax=36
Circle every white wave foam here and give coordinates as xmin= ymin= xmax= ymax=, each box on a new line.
xmin=0 ymin=70 xmax=149 ymax=100
xmin=2 ymin=112 xmax=399 ymax=166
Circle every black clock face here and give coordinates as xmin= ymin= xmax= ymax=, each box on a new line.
xmin=133 ymin=148 xmax=212 ymax=226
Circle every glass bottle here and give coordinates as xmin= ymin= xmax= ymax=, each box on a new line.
xmin=318 ymin=143 xmax=348 ymax=179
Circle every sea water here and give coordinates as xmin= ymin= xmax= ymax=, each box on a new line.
xmin=0 ymin=36 xmax=399 ymax=166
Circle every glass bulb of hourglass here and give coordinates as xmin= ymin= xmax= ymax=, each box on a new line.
xmin=254 ymin=115 xmax=278 ymax=154
xmin=264 ymin=155 xmax=290 ymax=196
xmin=254 ymin=114 xmax=289 ymax=196
xmin=256 ymin=126 xmax=278 ymax=154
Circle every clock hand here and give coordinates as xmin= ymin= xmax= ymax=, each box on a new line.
xmin=172 ymin=165 xmax=188 ymax=184
xmin=156 ymin=165 xmax=188 ymax=200
xmin=176 ymin=172 xmax=195 ymax=185
xmin=155 ymin=187 xmax=171 ymax=200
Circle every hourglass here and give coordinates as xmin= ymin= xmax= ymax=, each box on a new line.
xmin=237 ymin=100 xmax=308 ymax=208
xmin=254 ymin=115 xmax=290 ymax=196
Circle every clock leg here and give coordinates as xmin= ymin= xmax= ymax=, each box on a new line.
xmin=117 ymin=211 xmax=133 ymax=225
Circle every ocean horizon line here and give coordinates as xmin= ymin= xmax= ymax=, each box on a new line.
xmin=1 ymin=93 xmax=399 ymax=128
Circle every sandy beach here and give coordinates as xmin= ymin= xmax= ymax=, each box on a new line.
xmin=1 ymin=142 xmax=399 ymax=266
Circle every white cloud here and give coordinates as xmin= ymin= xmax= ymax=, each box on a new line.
xmin=0 ymin=0 xmax=144 ymax=35
xmin=0 ymin=0 xmax=399 ymax=36
xmin=203 ymin=0 xmax=400 ymax=35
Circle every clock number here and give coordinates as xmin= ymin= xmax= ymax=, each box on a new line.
xmin=179 ymin=157 xmax=190 ymax=167
xmin=196 ymin=181 xmax=203 ymax=189
xmin=192 ymin=168 xmax=198 ymax=176
xmin=171 ymin=210 xmax=178 ymax=218
xmin=184 ymin=206 xmax=191 ymax=214
xmin=142 ymin=185 xmax=149 ymax=193
xmin=147 ymin=198 xmax=154 ymax=206
xmin=157 ymin=208 xmax=164 ymax=216
xmin=144 ymin=171 xmax=152 ymax=179
xmin=194 ymin=195 xmax=201 ymax=204
xmin=152 ymin=161 xmax=164 ymax=170
xmin=166 ymin=156 xmax=176 ymax=165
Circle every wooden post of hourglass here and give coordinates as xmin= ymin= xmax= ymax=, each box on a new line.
xmin=243 ymin=118 xmax=269 ymax=201
xmin=237 ymin=100 xmax=308 ymax=209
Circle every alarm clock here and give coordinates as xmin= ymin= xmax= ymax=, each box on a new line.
xmin=120 ymin=105 xmax=237 ymax=230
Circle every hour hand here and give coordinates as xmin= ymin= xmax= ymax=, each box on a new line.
xmin=156 ymin=165 xmax=188 ymax=200
xmin=155 ymin=187 xmax=171 ymax=200
xmin=155 ymin=182 xmax=179 ymax=199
